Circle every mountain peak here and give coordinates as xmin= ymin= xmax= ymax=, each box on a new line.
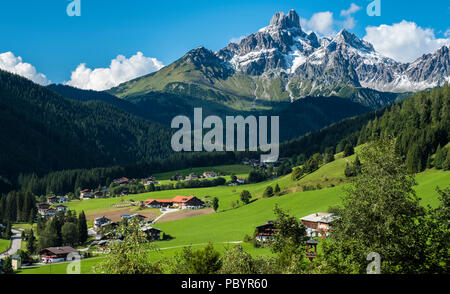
xmin=332 ymin=29 xmax=374 ymax=52
xmin=269 ymin=10 xmax=301 ymax=30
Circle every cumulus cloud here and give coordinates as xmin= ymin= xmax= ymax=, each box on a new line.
xmin=304 ymin=12 xmax=335 ymax=36
xmin=340 ymin=3 xmax=361 ymax=17
xmin=65 ymin=52 xmax=164 ymax=91
xmin=364 ymin=21 xmax=450 ymax=63
xmin=0 ymin=51 xmax=50 ymax=85
xmin=340 ymin=3 xmax=361 ymax=30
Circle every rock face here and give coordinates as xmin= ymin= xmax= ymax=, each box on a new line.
xmin=213 ymin=10 xmax=449 ymax=94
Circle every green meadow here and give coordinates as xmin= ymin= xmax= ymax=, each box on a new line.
xmin=20 ymin=153 xmax=450 ymax=274
xmin=0 ymin=238 xmax=10 ymax=253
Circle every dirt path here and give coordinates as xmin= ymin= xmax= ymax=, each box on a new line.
xmin=156 ymin=208 xmax=215 ymax=223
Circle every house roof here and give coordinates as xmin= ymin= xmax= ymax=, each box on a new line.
xmin=145 ymin=195 xmax=197 ymax=204
xmin=172 ymin=195 xmax=195 ymax=203
xmin=41 ymin=246 xmax=77 ymax=255
xmin=301 ymin=213 xmax=338 ymax=224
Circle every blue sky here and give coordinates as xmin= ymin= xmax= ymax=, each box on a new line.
xmin=0 ymin=0 xmax=449 ymax=87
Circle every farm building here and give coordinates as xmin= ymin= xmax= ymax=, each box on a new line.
xmin=47 ymin=196 xmax=59 ymax=204
xmin=145 ymin=196 xmax=205 ymax=209
xmin=255 ymin=220 xmax=277 ymax=242
xmin=141 ymin=225 xmax=162 ymax=241
xmin=93 ymin=216 xmax=111 ymax=229
xmin=300 ymin=212 xmax=338 ymax=237
xmin=202 ymin=171 xmax=217 ymax=178
xmin=39 ymin=246 xmax=78 ymax=263
xmin=80 ymin=189 xmax=93 ymax=200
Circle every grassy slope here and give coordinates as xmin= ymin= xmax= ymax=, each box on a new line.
xmin=24 ymin=156 xmax=449 ymax=274
xmin=0 ymin=238 xmax=10 ymax=253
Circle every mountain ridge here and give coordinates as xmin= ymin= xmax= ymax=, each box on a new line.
xmin=109 ymin=10 xmax=448 ymax=109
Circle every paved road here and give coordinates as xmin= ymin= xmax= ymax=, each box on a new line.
xmin=0 ymin=229 xmax=22 ymax=259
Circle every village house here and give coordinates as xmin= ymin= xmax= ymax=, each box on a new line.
xmin=300 ymin=212 xmax=338 ymax=237
xmin=237 ymin=177 xmax=246 ymax=184
xmin=142 ymin=176 xmax=157 ymax=186
xmin=113 ymin=177 xmax=131 ymax=186
xmin=185 ymin=173 xmax=199 ymax=181
xmin=39 ymin=246 xmax=78 ymax=264
xmin=80 ymin=189 xmax=93 ymax=200
xmin=39 ymin=208 xmax=58 ymax=218
xmin=94 ymin=191 xmax=105 ymax=199
xmin=145 ymin=196 xmax=205 ymax=210
xmin=47 ymin=196 xmax=59 ymax=205
xmin=145 ymin=198 xmax=174 ymax=208
xmin=255 ymin=220 xmax=277 ymax=242
xmin=141 ymin=225 xmax=162 ymax=241
xmin=202 ymin=171 xmax=217 ymax=179
xmin=37 ymin=203 xmax=50 ymax=215
xmin=93 ymin=216 xmax=111 ymax=229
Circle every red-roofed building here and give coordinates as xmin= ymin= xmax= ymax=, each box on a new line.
xmin=145 ymin=195 xmax=205 ymax=209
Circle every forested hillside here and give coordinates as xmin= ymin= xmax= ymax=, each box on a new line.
xmin=0 ymin=70 xmax=174 ymax=188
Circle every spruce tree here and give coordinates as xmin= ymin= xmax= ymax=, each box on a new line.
xmin=77 ymin=211 xmax=88 ymax=244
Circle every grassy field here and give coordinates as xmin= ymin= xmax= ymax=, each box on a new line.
xmin=19 ymin=154 xmax=450 ymax=274
xmin=0 ymin=238 xmax=10 ymax=253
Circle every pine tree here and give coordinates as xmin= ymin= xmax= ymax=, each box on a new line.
xmin=212 ymin=198 xmax=219 ymax=212
xmin=77 ymin=211 xmax=88 ymax=244
xmin=26 ymin=229 xmax=36 ymax=254
xmin=274 ymin=184 xmax=281 ymax=195
xmin=2 ymin=256 xmax=13 ymax=274
xmin=263 ymin=186 xmax=274 ymax=198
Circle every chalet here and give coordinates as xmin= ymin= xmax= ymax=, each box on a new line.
xmin=37 ymin=203 xmax=51 ymax=215
xmin=80 ymin=189 xmax=93 ymax=200
xmin=141 ymin=225 xmax=162 ymax=241
xmin=39 ymin=246 xmax=78 ymax=263
xmin=185 ymin=173 xmax=199 ymax=181
xmin=39 ymin=208 xmax=58 ymax=217
xmin=202 ymin=171 xmax=217 ymax=179
xmin=53 ymin=205 xmax=67 ymax=213
xmin=237 ymin=178 xmax=246 ymax=184
xmin=301 ymin=212 xmax=338 ymax=237
xmin=113 ymin=177 xmax=131 ymax=186
xmin=47 ymin=196 xmax=59 ymax=204
xmin=94 ymin=191 xmax=105 ymax=199
xmin=93 ymin=216 xmax=111 ymax=229
xmin=255 ymin=221 xmax=277 ymax=242
xmin=145 ymin=196 xmax=205 ymax=210
xmin=142 ymin=177 xmax=156 ymax=186
xmin=145 ymin=199 xmax=173 ymax=208
xmin=172 ymin=196 xmax=205 ymax=209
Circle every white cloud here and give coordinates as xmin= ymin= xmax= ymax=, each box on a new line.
xmin=364 ymin=21 xmax=450 ymax=63
xmin=444 ymin=28 xmax=450 ymax=38
xmin=340 ymin=3 xmax=361 ymax=17
xmin=0 ymin=51 xmax=50 ymax=85
xmin=305 ymin=12 xmax=335 ymax=36
xmin=340 ymin=3 xmax=361 ymax=30
xmin=65 ymin=52 xmax=164 ymax=91
xmin=230 ymin=36 xmax=245 ymax=44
